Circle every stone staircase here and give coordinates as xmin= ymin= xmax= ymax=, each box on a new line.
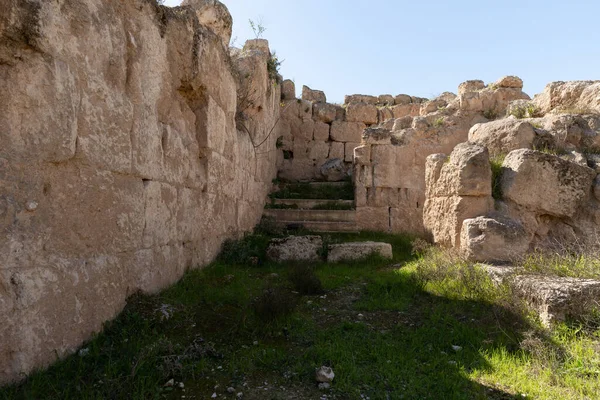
xmin=264 ymin=182 xmax=358 ymax=232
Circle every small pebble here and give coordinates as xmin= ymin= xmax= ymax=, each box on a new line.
xmin=211 ymin=393 xmax=217 ymax=398
xmin=164 ymin=379 xmax=175 ymax=387
xmin=227 ymin=387 xmax=235 ymax=393
xmin=452 ymin=345 xmax=462 ymax=352
xmin=178 ymin=382 xmax=185 ymax=389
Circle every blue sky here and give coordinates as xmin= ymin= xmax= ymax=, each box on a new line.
xmin=165 ymin=0 xmax=599 ymax=103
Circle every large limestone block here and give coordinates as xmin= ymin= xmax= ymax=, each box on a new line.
xmin=329 ymin=142 xmax=344 ymax=159
xmin=313 ymin=121 xmax=330 ymax=141
xmin=512 ymin=275 xmax=600 ymax=327
xmin=353 ymin=145 xmax=371 ymax=165
xmin=391 ymin=104 xmax=420 ymax=118
xmin=501 ymin=149 xmax=595 ymax=217
xmin=424 ymin=195 xmax=494 ymax=247
xmin=394 ymin=94 xmax=412 ymax=105
xmin=428 ymin=143 xmax=492 ymax=197
xmin=345 ymin=142 xmax=360 ymax=162
xmin=378 ymin=95 xmax=395 ymax=106
xmin=183 ymin=0 xmax=233 ymax=48
xmin=468 ymin=119 xmax=536 ymax=157
xmin=291 ymin=118 xmax=315 ymax=141
xmin=327 ymin=242 xmax=392 ymax=263
xmin=458 ymin=80 xmax=485 ymax=96
xmin=313 ymin=103 xmax=337 ymax=123
xmin=319 ymin=158 xmax=349 ymax=182
xmin=267 ymin=236 xmax=323 ymax=262
xmin=302 ymin=85 xmax=326 ymax=103
xmin=363 ymin=127 xmax=393 ymax=145
xmin=309 ymin=141 xmax=330 ymax=161
xmin=281 ymin=79 xmax=296 ymax=100
xmin=533 ymin=80 xmax=600 ymax=114
xmin=495 ymin=76 xmax=523 ymax=89
xmin=142 ymin=181 xmax=178 ymax=248
xmin=356 ymin=207 xmax=390 ymax=231
xmin=461 ymin=216 xmax=530 ymax=262
xmin=345 ymin=103 xmax=378 ymax=125
xmin=330 ymin=121 xmax=366 ymax=143
xmin=345 ymin=94 xmax=378 ymax=105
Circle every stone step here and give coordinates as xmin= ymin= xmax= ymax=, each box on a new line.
xmin=272 ymin=199 xmax=354 ymax=209
xmin=263 ymin=209 xmax=356 ymax=223
xmin=275 ymin=220 xmax=359 ymax=233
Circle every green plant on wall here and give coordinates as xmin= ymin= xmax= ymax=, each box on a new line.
xmin=249 ymin=18 xmax=266 ymax=39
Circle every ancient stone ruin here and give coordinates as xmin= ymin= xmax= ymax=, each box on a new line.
xmin=2 ymin=0 xmax=600 ymax=385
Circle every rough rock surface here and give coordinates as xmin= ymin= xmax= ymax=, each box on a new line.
xmin=468 ymin=119 xmax=536 ymax=157
xmin=266 ymin=236 xmax=323 ymax=262
xmin=501 ymin=150 xmax=595 ymax=218
xmin=0 ymin=0 xmax=281 ymax=384
xmin=327 ymin=242 xmax=393 ymax=263
xmin=182 ymin=0 xmax=233 ymax=48
xmin=512 ymin=276 xmax=600 ymax=327
xmin=302 ymin=85 xmax=326 ymax=103
xmin=424 ymin=144 xmax=494 ymax=247
xmin=319 ymin=158 xmax=349 ymax=182
xmin=533 ymin=80 xmax=600 ymax=115
xmin=461 ymin=216 xmax=529 ymax=262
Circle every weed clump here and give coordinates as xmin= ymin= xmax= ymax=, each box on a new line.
xmin=253 ymin=286 xmax=297 ymax=322
xmin=288 ymin=264 xmax=324 ymax=295
xmin=219 ymin=234 xmax=271 ymax=265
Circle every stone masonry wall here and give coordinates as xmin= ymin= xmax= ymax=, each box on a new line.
xmin=277 ymin=82 xmax=425 ymax=181
xmin=0 ymin=0 xmax=280 ymax=383
xmin=354 ymin=77 xmax=530 ymax=234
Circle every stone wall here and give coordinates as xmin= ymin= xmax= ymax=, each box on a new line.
xmin=277 ymin=82 xmax=426 ymax=182
xmin=423 ymin=80 xmax=600 ymax=262
xmin=353 ymin=77 xmax=529 ymax=234
xmin=0 ymin=0 xmax=280 ymax=383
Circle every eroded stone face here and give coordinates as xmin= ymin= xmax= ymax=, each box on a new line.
xmin=501 ymin=149 xmax=595 ymax=218
xmin=461 ymin=216 xmax=530 ymax=262
xmin=0 ymin=0 xmax=281 ymax=384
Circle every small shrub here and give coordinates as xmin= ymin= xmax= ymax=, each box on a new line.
xmin=510 ymin=104 xmax=541 ymax=119
xmin=249 ymin=18 xmax=266 ymax=39
xmin=253 ymin=286 xmax=297 ymax=322
xmin=276 ymin=136 xmax=283 ymax=149
xmin=219 ymin=234 xmax=271 ymax=265
xmin=433 ymin=117 xmax=445 ymax=128
xmin=288 ymin=264 xmax=324 ymax=295
xmin=254 ymin=216 xmax=282 ymax=236
xmin=490 ymin=153 xmax=506 ymax=200
xmin=410 ymin=237 xmax=432 ymax=258
xmin=483 ymin=109 xmax=498 ymax=120
xmin=267 ymin=51 xmax=282 ymax=83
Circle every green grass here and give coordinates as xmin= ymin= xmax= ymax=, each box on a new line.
xmin=2 ymin=234 xmax=599 ymax=400
xmin=270 ymin=181 xmax=354 ymax=200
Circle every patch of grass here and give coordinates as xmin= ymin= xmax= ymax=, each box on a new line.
xmin=490 ymin=153 xmax=506 ymax=200
xmin=288 ymin=264 xmax=324 ymax=295
xmin=270 ymin=181 xmax=354 ymax=200
xmin=3 ymin=233 xmax=600 ymax=400
xmin=218 ymin=233 xmax=272 ymax=265
xmin=519 ymin=249 xmax=600 ymax=280
xmin=253 ymin=286 xmax=298 ymax=322
xmin=510 ymin=104 xmax=541 ymax=119
xmin=264 ymin=202 xmax=299 ymax=210
xmin=433 ymin=116 xmax=445 ymax=127
xmin=533 ymin=145 xmax=569 ymax=156
xmin=311 ymin=201 xmax=354 ymax=210
xmin=483 ymin=108 xmax=498 ymax=120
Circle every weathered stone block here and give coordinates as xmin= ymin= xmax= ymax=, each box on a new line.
xmin=313 ymin=121 xmax=330 ymax=141
xmin=330 ymin=121 xmax=366 ymax=143
xmin=345 ymin=103 xmax=378 ymax=125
